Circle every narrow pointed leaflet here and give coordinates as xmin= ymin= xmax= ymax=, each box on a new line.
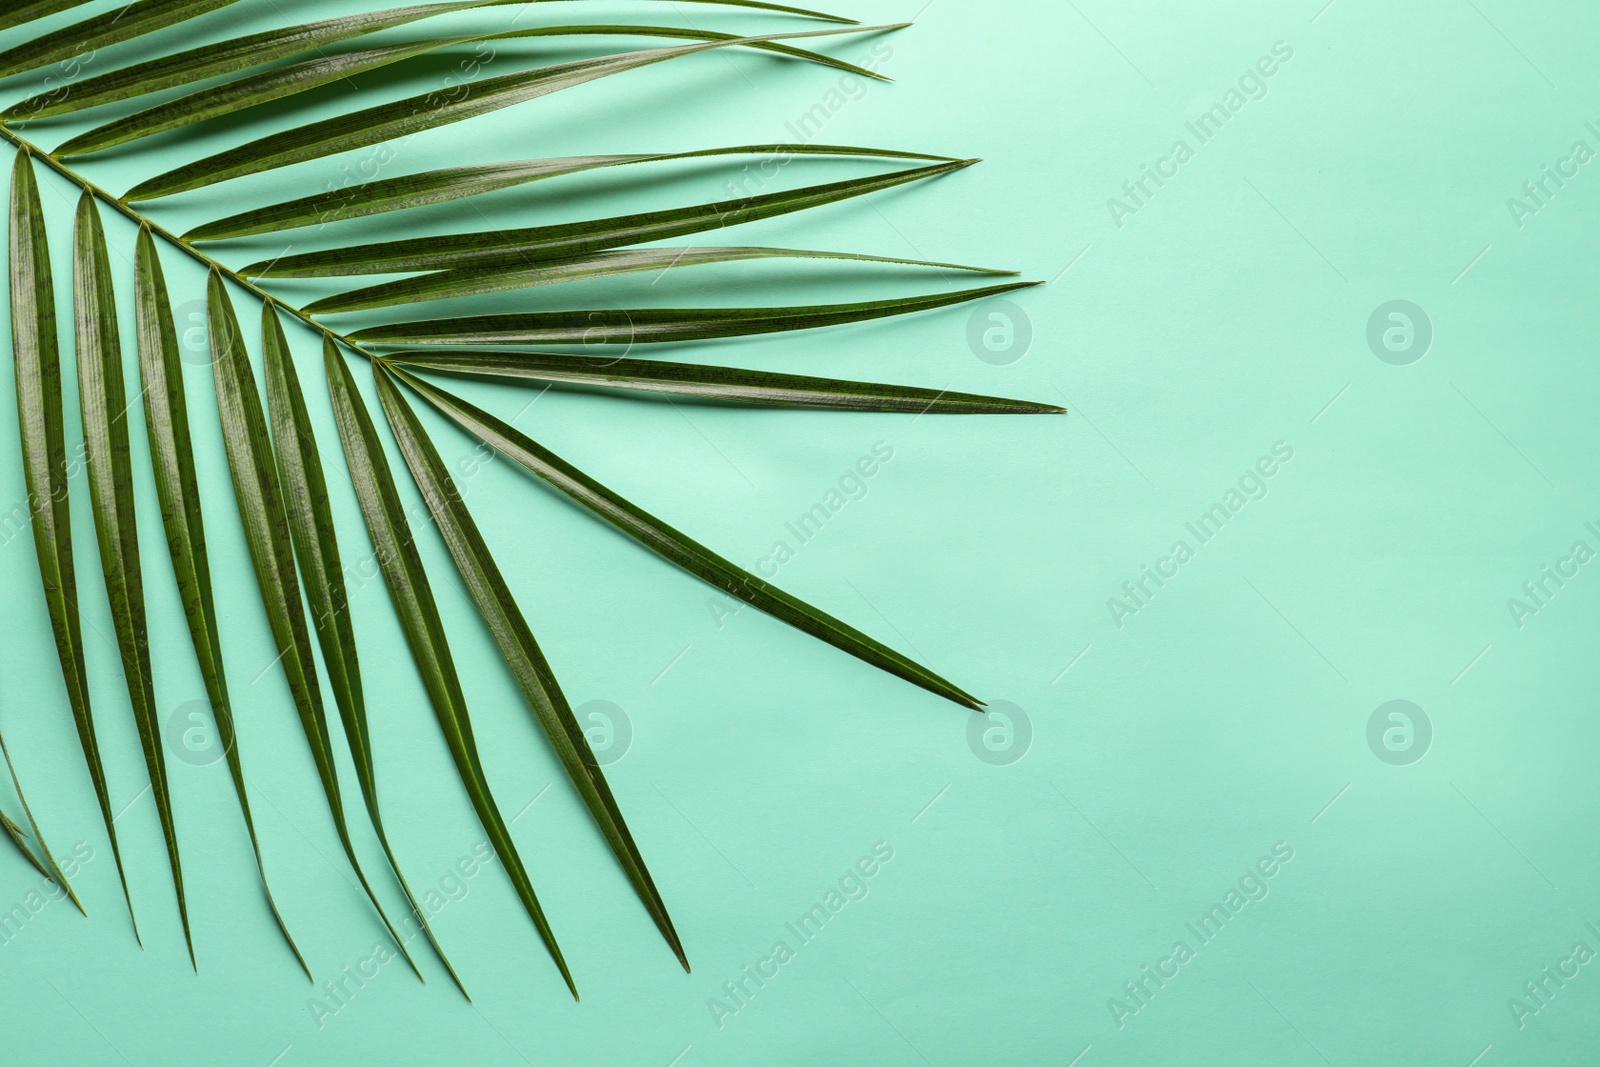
xmin=325 ymin=346 xmax=576 ymax=998
xmin=204 ymin=272 xmax=422 ymax=983
xmin=351 ymin=282 xmax=1038 ymax=346
xmin=388 ymin=350 xmax=1063 ymax=414
xmin=234 ymin=156 xmax=969 ymax=273
xmin=0 ymin=721 xmax=85 ymax=912
xmin=8 ymin=151 xmax=139 ymax=938
xmin=389 ymin=368 xmax=981 ymax=709
xmin=261 ymin=312 xmax=465 ymax=997
xmin=375 ymin=361 xmax=687 ymax=971
xmin=73 ymin=193 xmax=195 ymax=967
xmin=306 ymin=246 xmax=1011 ymax=315
xmin=133 ymin=229 xmax=309 ymax=980
xmin=0 ymin=806 xmax=51 ymax=882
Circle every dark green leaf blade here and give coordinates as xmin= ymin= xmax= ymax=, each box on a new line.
xmin=351 ymin=281 xmax=1038 ymax=345
xmin=261 ymin=311 xmax=465 ymax=997
xmin=58 ymin=24 xmax=884 ymax=158
xmin=0 ymin=0 xmax=93 ymax=34
xmin=389 ymin=367 xmax=982 ymax=709
xmin=0 ymin=803 xmax=50 ymax=882
xmin=0 ymin=0 xmax=243 ymax=81
xmin=325 ymin=345 xmax=576 ymax=998
xmin=133 ymin=228 xmax=310 ymax=980
xmin=391 ymin=350 xmax=1064 ymax=414
xmin=374 ymin=361 xmax=687 ymax=971
xmin=241 ymin=158 xmax=972 ymax=275
xmin=8 ymin=150 xmax=139 ymax=938
xmin=124 ymin=26 xmax=891 ymax=201
xmin=204 ymin=147 xmax=958 ymax=246
xmin=0 ymin=724 xmax=85 ymax=912
xmin=307 ymin=246 xmax=1012 ymax=315
xmin=73 ymin=192 xmax=194 ymax=966
xmin=204 ymin=271 xmax=422 ymax=983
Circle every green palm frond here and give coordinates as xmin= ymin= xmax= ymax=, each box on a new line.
xmin=0 ymin=0 xmax=1053 ymax=994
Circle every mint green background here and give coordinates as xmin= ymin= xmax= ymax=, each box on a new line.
xmin=0 ymin=1 xmax=1596 ymax=1064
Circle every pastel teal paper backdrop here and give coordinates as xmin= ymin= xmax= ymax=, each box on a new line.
xmin=0 ymin=1 xmax=1596 ymax=1064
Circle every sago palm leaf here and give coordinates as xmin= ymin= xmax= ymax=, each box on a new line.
xmin=0 ymin=0 xmax=1052 ymax=992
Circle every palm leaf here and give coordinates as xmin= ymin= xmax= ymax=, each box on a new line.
xmin=388 ymin=366 xmax=982 ymax=709
xmin=325 ymin=345 xmax=576 ymax=998
xmin=350 ymin=281 xmax=1037 ymax=345
xmin=375 ymin=359 xmax=687 ymax=971
xmin=132 ymin=227 xmax=310 ymax=980
xmin=306 ymin=246 xmax=1011 ymax=315
xmin=72 ymin=192 xmax=194 ymax=966
xmin=123 ymin=26 xmax=894 ymax=201
xmin=0 ymin=0 xmax=1039 ymax=988
xmin=261 ymin=311 xmax=465 ymax=997
xmin=8 ymin=150 xmax=139 ymax=938
xmin=197 ymin=146 xmax=957 ymax=244
xmin=390 ymin=349 xmax=1062 ymax=413
xmin=204 ymin=271 xmax=422 ymax=982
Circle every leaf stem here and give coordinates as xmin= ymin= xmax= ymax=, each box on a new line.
xmin=0 ymin=121 xmax=381 ymax=361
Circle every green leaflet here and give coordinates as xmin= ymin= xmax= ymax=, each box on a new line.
xmin=325 ymin=345 xmax=576 ymax=999
xmin=0 ymin=1 xmax=93 ymax=35
xmin=204 ymin=271 xmax=422 ymax=982
xmin=0 ymin=808 xmax=48 ymax=881
xmin=58 ymin=24 xmax=883 ymax=158
xmin=124 ymin=26 xmax=894 ymax=201
xmin=3 ymin=0 xmax=854 ymax=120
xmin=374 ymin=360 xmax=688 ymax=971
xmin=306 ymin=246 xmax=1012 ymax=315
xmin=389 ymin=367 xmax=983 ymax=709
xmin=261 ymin=311 xmax=466 ymax=998
xmin=204 ymin=147 xmax=958 ymax=246
xmin=8 ymin=151 xmax=138 ymax=937
xmin=350 ymin=280 xmax=1039 ymax=345
xmin=390 ymin=350 xmax=1064 ymax=414
xmin=0 ymin=723 xmax=84 ymax=911
xmin=133 ymin=228 xmax=310 ymax=980
xmin=239 ymin=158 xmax=972 ymax=275
xmin=73 ymin=192 xmax=194 ymax=966
xmin=0 ymin=0 xmax=244 ymax=80
xmin=0 ymin=807 xmax=46 ymax=878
